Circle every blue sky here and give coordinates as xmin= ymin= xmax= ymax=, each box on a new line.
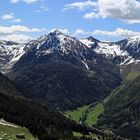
xmin=0 ymin=0 xmax=140 ymax=42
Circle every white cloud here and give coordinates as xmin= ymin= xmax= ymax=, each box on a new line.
xmin=0 ymin=25 xmax=46 ymax=43
xmin=32 ymin=28 xmax=46 ymax=32
xmin=10 ymin=0 xmax=38 ymax=4
xmin=0 ymin=34 xmax=32 ymax=43
xmin=35 ymin=5 xmax=49 ymax=13
xmin=2 ymin=13 xmax=14 ymax=20
xmin=97 ymin=0 xmax=140 ymax=24
xmin=0 ymin=25 xmax=46 ymax=35
xmin=74 ymin=29 xmax=87 ymax=36
xmin=50 ymin=28 xmax=70 ymax=34
xmin=1 ymin=13 xmax=22 ymax=23
xmin=64 ymin=0 xmax=97 ymax=11
xmin=83 ymin=12 xmax=99 ymax=19
xmin=93 ymin=28 xmax=140 ymax=37
xmin=66 ymin=0 xmax=140 ymax=24
xmin=12 ymin=18 xmax=22 ymax=23
xmin=74 ymin=28 xmax=140 ymax=37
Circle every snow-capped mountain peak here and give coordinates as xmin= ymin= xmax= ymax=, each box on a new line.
xmin=15 ymin=31 xmax=100 ymax=71
xmin=50 ymin=29 xmax=64 ymax=35
xmin=26 ymin=30 xmax=89 ymax=57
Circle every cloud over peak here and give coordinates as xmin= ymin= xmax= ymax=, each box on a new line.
xmin=74 ymin=28 xmax=140 ymax=38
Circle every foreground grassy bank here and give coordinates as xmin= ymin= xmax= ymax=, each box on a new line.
xmin=0 ymin=120 xmax=38 ymax=140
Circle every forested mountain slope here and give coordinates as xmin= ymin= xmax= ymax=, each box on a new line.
xmin=98 ymin=75 xmax=140 ymax=140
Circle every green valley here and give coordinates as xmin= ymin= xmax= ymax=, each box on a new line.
xmin=65 ymin=102 xmax=104 ymax=126
xmin=85 ymin=103 xmax=104 ymax=126
xmin=66 ymin=105 xmax=88 ymax=122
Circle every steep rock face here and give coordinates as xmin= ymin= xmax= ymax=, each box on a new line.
xmin=0 ymin=40 xmax=27 ymax=73
xmin=10 ymin=30 xmax=121 ymax=110
xmin=117 ymin=36 xmax=140 ymax=63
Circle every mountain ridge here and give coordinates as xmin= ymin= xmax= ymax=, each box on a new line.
xmin=0 ymin=31 xmax=140 ymax=74
xmin=9 ymin=30 xmax=121 ymax=110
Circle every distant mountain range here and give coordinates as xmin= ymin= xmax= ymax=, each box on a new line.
xmin=80 ymin=36 xmax=140 ymax=65
xmin=0 ymin=30 xmax=140 ymax=139
xmin=0 ymin=31 xmax=140 ymax=110
xmin=7 ymin=30 xmax=121 ymax=110
xmin=1 ymin=31 xmax=140 ymax=73
xmin=0 ymin=31 xmax=139 ymax=109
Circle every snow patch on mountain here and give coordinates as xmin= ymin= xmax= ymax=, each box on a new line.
xmin=96 ymin=43 xmax=128 ymax=57
xmin=82 ymin=60 xmax=89 ymax=70
xmin=80 ymin=39 xmax=128 ymax=57
xmin=80 ymin=39 xmax=94 ymax=48
xmin=0 ymin=41 xmax=26 ymax=73
xmin=80 ymin=36 xmax=140 ymax=65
